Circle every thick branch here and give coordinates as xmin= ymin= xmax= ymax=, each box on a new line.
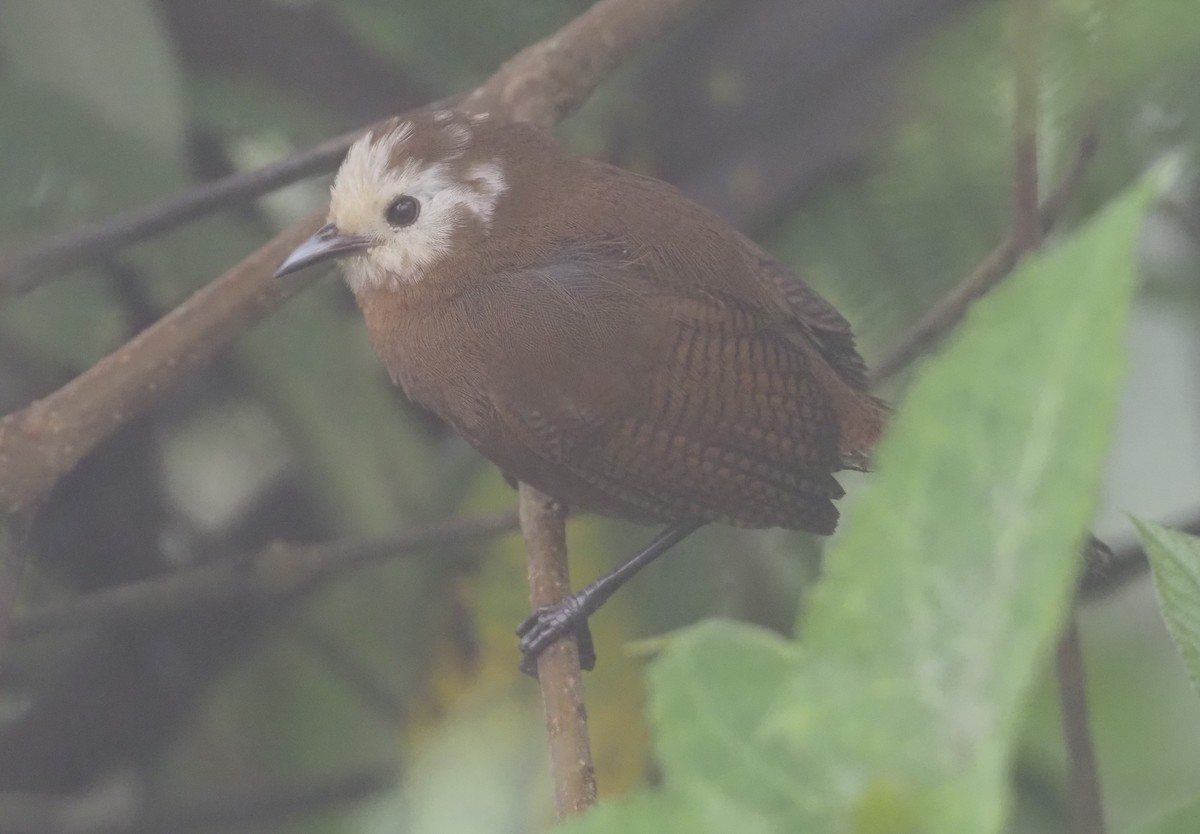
xmin=10 ymin=511 xmax=517 ymax=640
xmin=0 ymin=0 xmax=713 ymax=517
xmin=467 ymin=0 xmax=703 ymax=128
xmin=519 ymin=484 xmax=597 ymax=817
xmin=0 ymin=215 xmax=323 ymax=514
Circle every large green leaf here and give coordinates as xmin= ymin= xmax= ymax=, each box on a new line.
xmin=765 ymin=179 xmax=1149 ymax=832
xmin=1136 ymin=520 xmax=1200 ymax=697
xmin=561 ymin=179 xmax=1150 ymax=833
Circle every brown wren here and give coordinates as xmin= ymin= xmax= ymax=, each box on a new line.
xmin=276 ymin=109 xmax=886 ymax=673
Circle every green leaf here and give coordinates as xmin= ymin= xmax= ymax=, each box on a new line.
xmin=1135 ymin=520 xmax=1200 ymax=697
xmin=558 ymin=791 xmax=714 ymax=834
xmin=559 ymin=180 xmax=1150 ymax=833
xmin=650 ymin=622 xmax=806 ymax=825
xmin=768 ymin=179 xmax=1151 ymax=833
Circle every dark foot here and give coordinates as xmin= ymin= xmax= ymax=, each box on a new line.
xmin=516 ymin=595 xmax=596 ymax=677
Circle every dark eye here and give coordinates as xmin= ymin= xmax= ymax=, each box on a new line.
xmin=384 ymin=195 xmax=420 ymax=227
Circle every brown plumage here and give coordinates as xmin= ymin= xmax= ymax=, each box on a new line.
xmin=275 ymin=109 xmax=886 ymax=667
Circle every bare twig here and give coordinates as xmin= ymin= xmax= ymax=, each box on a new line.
xmin=519 ymin=483 xmax=597 ymax=817
xmin=1056 ymin=616 xmax=1107 ymax=834
xmin=0 ymin=0 xmax=705 ymax=297
xmin=9 ymin=511 xmax=517 ymax=640
xmin=1079 ymin=511 xmax=1200 ymax=600
xmin=869 ymin=127 xmax=1097 ymax=386
xmin=0 ymin=0 xmax=714 ymax=518
xmin=0 ymin=129 xmax=360 ymax=299
xmin=1012 ymin=0 xmax=1042 ymax=252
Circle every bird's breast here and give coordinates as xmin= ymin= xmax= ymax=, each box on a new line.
xmin=353 ymin=285 xmax=497 ymax=434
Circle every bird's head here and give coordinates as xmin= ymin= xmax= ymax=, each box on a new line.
xmin=275 ymin=110 xmax=510 ymax=293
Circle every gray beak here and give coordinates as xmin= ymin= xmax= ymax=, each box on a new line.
xmin=274 ymin=223 xmax=371 ymax=278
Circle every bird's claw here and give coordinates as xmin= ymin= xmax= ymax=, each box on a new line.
xmin=516 ymin=595 xmax=596 ymax=677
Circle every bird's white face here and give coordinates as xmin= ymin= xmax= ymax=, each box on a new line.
xmin=327 ymin=113 xmax=508 ymax=293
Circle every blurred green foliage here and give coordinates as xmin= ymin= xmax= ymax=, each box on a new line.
xmin=1 ymin=1 xmax=1199 ymax=833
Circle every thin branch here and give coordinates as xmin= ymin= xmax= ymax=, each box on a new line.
xmin=1011 ymin=3 xmax=1105 ymax=827
xmin=0 ymin=0 xmax=705 ymax=298
xmin=1012 ymin=0 xmax=1042 ymax=251
xmin=869 ymin=127 xmax=1097 ymax=387
xmin=1056 ymin=616 xmax=1107 ymax=834
xmin=1011 ymin=4 xmax=1105 ymax=827
xmin=0 ymin=128 xmax=361 ymax=299
xmin=518 ymin=484 xmax=597 ymax=817
xmin=9 ymin=511 xmax=517 ymax=641
xmin=0 ymin=0 xmax=714 ymax=518
xmin=1079 ymin=510 xmax=1200 ymax=600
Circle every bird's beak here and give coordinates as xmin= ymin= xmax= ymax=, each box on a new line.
xmin=274 ymin=223 xmax=371 ymax=279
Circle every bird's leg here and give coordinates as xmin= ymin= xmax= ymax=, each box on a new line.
xmin=517 ymin=520 xmax=703 ymax=676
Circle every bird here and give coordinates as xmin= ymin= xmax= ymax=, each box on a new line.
xmin=275 ymin=108 xmax=887 ymax=674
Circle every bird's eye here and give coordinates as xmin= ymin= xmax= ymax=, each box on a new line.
xmin=384 ymin=195 xmax=420 ymax=228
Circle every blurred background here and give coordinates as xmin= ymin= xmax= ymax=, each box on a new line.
xmin=0 ymin=1 xmax=1198 ymax=832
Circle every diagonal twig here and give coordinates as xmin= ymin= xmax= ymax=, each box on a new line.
xmin=0 ymin=214 xmax=324 ymax=516
xmin=0 ymin=0 xmax=707 ymax=298
xmin=869 ymin=126 xmax=1097 ymax=387
xmin=0 ymin=130 xmax=362 ymax=299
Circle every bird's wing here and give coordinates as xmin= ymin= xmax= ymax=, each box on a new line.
xmin=568 ymin=162 xmax=886 ymax=460
xmin=748 ymin=248 xmax=888 ymax=464
xmin=749 ymin=249 xmax=871 ymax=390
xmin=475 ymin=254 xmax=844 ymax=531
